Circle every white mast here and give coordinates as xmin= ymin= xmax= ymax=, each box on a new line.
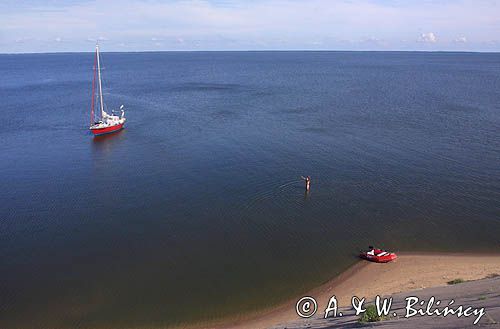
xmin=96 ymin=43 xmax=105 ymax=119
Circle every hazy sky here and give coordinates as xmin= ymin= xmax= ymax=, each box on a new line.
xmin=1 ymin=0 xmax=499 ymax=53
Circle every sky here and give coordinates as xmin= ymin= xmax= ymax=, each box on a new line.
xmin=1 ymin=0 xmax=499 ymax=53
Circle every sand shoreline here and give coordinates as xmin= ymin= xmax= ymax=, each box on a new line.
xmin=188 ymin=252 xmax=500 ymax=329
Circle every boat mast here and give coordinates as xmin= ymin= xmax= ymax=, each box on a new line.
xmin=90 ymin=50 xmax=97 ymax=125
xmin=96 ymin=43 xmax=105 ymax=119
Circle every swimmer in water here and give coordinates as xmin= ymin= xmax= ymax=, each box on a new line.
xmin=301 ymin=176 xmax=311 ymax=191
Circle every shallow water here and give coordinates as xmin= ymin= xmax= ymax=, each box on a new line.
xmin=1 ymin=51 xmax=500 ymax=328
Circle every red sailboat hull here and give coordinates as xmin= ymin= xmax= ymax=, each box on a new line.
xmin=90 ymin=123 xmax=124 ymax=136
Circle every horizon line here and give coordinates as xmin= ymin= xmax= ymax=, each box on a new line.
xmin=1 ymin=49 xmax=499 ymax=55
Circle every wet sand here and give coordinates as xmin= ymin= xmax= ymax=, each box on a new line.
xmin=211 ymin=253 xmax=500 ymax=329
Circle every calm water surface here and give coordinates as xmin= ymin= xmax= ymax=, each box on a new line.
xmin=1 ymin=51 xmax=500 ymax=328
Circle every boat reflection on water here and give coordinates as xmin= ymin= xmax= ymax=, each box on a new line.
xmin=90 ymin=128 xmax=126 ymax=155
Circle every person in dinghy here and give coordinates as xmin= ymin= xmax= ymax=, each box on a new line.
xmin=360 ymin=246 xmax=397 ymax=263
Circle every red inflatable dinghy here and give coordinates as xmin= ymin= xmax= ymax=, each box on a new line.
xmin=360 ymin=246 xmax=397 ymax=263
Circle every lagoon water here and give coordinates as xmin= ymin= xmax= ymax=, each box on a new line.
xmin=1 ymin=51 xmax=500 ymax=328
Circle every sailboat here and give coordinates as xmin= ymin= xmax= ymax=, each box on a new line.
xmin=89 ymin=43 xmax=126 ymax=136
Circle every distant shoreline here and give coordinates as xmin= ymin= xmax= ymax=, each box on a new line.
xmin=179 ymin=252 xmax=500 ymax=329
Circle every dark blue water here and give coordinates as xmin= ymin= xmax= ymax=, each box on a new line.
xmin=1 ymin=51 xmax=500 ymax=328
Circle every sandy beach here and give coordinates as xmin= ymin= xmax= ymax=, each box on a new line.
xmin=210 ymin=252 xmax=500 ymax=329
